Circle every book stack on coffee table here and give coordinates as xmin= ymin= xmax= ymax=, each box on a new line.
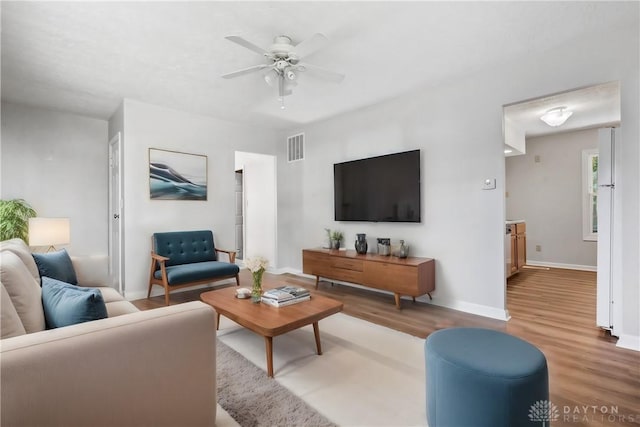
xmin=261 ymin=285 xmax=311 ymax=307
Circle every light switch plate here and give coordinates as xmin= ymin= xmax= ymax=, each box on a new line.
xmin=482 ymin=178 xmax=496 ymax=190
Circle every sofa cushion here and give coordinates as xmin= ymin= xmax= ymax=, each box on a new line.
xmin=0 ymin=251 xmax=46 ymax=333
xmin=33 ymin=249 xmax=78 ymax=285
xmin=105 ymin=300 xmax=140 ymax=317
xmin=154 ymin=261 xmax=240 ymax=286
xmin=0 ymin=238 xmax=40 ymax=284
xmin=96 ymin=286 xmax=126 ymax=304
xmin=1 ymin=282 xmax=27 ymax=338
xmin=41 ymin=277 xmax=108 ymax=329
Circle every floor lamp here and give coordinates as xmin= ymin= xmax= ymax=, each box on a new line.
xmin=28 ymin=218 xmax=70 ymax=252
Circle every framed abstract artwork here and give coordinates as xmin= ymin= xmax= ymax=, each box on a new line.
xmin=149 ymin=148 xmax=207 ymax=200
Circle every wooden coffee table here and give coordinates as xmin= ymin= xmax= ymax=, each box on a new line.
xmin=200 ymin=284 xmax=343 ymax=377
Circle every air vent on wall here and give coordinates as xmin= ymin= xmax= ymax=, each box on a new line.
xmin=287 ymin=133 xmax=304 ymax=162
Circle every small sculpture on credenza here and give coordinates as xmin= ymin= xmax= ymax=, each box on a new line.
xmin=397 ymin=240 xmax=409 ymax=258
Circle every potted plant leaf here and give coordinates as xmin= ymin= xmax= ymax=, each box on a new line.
xmin=330 ymin=230 xmax=343 ymax=250
xmin=0 ymin=199 xmax=37 ymax=242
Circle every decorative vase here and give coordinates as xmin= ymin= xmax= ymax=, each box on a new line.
xmin=398 ymin=240 xmax=409 ymax=258
xmin=251 ymin=269 xmax=264 ymax=303
xmin=355 ymin=233 xmax=368 ymax=254
xmin=332 ymin=239 xmax=341 ymax=250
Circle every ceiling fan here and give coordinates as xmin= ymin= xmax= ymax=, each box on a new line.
xmin=222 ymin=33 xmax=345 ymax=109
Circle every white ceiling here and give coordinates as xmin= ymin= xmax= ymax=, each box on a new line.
xmin=1 ymin=2 xmax=636 ymax=129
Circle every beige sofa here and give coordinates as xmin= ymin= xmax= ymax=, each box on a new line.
xmin=0 ymin=239 xmax=217 ymax=427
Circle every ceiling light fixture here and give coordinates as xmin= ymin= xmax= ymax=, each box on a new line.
xmin=540 ymin=107 xmax=573 ymax=127
xmin=263 ymin=69 xmax=279 ymax=87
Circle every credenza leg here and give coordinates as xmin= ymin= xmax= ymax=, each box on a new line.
xmin=394 ymin=293 xmax=402 ymax=309
xmin=315 ymin=275 xmax=320 ymax=289
xmin=427 ymin=293 xmax=432 ymax=300
xmin=412 ymin=296 xmax=416 ymax=302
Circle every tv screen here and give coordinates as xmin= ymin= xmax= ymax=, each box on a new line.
xmin=334 ymin=150 xmax=421 ymax=222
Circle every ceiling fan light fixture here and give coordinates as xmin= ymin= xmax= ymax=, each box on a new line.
xmin=263 ymin=69 xmax=279 ymax=87
xmin=540 ymin=107 xmax=573 ymax=127
xmin=285 ymin=67 xmax=297 ymax=81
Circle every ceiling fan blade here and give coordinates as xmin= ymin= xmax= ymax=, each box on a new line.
xmin=221 ymin=64 xmax=269 ymax=79
xmin=225 ymin=35 xmax=268 ymax=55
xmin=292 ymin=33 xmax=329 ymax=58
xmin=299 ymin=63 xmax=345 ymax=83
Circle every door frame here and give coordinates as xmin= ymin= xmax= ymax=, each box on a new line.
xmin=108 ymin=132 xmax=124 ymax=294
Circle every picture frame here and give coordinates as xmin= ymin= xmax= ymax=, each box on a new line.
xmin=149 ymin=148 xmax=207 ymax=200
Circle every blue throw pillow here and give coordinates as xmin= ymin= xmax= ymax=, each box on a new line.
xmin=32 ymin=249 xmax=78 ymax=285
xmin=41 ymin=277 xmax=107 ymax=329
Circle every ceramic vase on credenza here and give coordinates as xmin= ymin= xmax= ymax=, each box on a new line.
xmin=355 ymin=233 xmax=368 ymax=254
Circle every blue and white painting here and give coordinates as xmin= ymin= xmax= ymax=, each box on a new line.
xmin=149 ymin=148 xmax=207 ymax=200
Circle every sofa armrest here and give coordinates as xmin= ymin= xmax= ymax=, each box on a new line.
xmin=71 ymin=254 xmax=109 ymax=287
xmin=1 ymin=301 xmax=217 ymax=427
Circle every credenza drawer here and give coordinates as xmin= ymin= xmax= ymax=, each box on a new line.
xmin=329 ymin=268 xmax=363 ymax=284
xmin=331 ymin=258 xmax=363 ymax=271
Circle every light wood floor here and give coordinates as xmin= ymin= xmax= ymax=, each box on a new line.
xmin=134 ymin=267 xmax=640 ymax=426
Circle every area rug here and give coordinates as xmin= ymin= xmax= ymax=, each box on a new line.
xmin=217 ymin=313 xmax=427 ymax=426
xmin=217 ymin=339 xmax=336 ymax=427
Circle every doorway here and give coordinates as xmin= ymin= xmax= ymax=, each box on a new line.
xmin=502 ymin=82 xmax=621 ymax=332
xmin=234 ymin=151 xmax=277 ymax=269
xmin=108 ymin=132 xmax=124 ymax=293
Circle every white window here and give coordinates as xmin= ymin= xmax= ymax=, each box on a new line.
xmin=582 ymin=149 xmax=598 ymax=241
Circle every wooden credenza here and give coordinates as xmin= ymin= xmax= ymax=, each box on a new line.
xmin=302 ymin=248 xmax=435 ymax=309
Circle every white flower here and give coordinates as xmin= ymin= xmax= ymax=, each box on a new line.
xmin=244 ymin=256 xmax=269 ymax=273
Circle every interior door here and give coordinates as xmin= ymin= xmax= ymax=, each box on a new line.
xmin=108 ymin=133 xmax=124 ymax=293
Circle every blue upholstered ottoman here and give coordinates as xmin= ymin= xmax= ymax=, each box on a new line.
xmin=425 ymin=328 xmax=548 ymax=427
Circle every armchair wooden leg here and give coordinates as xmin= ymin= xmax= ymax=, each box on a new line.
xmin=235 ymin=274 xmax=240 ymax=287
xmin=164 ymin=286 xmax=170 ymax=306
xmin=147 ymin=282 xmax=154 ymax=299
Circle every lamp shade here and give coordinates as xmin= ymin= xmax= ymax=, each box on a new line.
xmin=28 ymin=218 xmax=70 ymax=246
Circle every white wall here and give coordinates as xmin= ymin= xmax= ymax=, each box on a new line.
xmin=506 ymin=128 xmax=598 ymax=269
xmin=277 ymin=23 xmax=639 ymax=332
xmin=1 ymin=102 xmax=108 ymax=256
xmin=120 ymin=99 xmax=282 ymax=299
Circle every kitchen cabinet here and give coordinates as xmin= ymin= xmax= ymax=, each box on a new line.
xmin=508 ymin=222 xmax=526 ymax=277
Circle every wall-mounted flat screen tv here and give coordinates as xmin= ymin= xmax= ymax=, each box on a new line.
xmin=334 ymin=149 xmax=421 ymax=222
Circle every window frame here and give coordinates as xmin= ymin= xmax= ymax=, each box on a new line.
xmin=582 ymin=148 xmax=598 ymax=241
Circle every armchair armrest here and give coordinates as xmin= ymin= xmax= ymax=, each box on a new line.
xmin=0 ymin=302 xmax=217 ymax=426
xmin=151 ymin=252 xmax=170 ymax=262
xmin=215 ymin=248 xmax=237 ymax=264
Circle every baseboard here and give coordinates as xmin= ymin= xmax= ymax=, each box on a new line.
xmin=428 ymin=298 xmax=511 ymax=321
xmin=616 ymin=334 xmax=640 ymax=352
xmin=269 ymin=266 xmax=301 ymax=275
xmin=125 ymin=278 xmax=238 ymax=301
xmin=288 ymin=270 xmax=510 ymax=321
xmin=525 ymin=260 xmax=597 ymax=272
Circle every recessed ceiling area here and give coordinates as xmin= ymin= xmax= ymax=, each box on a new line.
xmin=1 ymin=2 xmax=635 ymax=129
xmin=503 ymin=81 xmax=621 ymax=156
